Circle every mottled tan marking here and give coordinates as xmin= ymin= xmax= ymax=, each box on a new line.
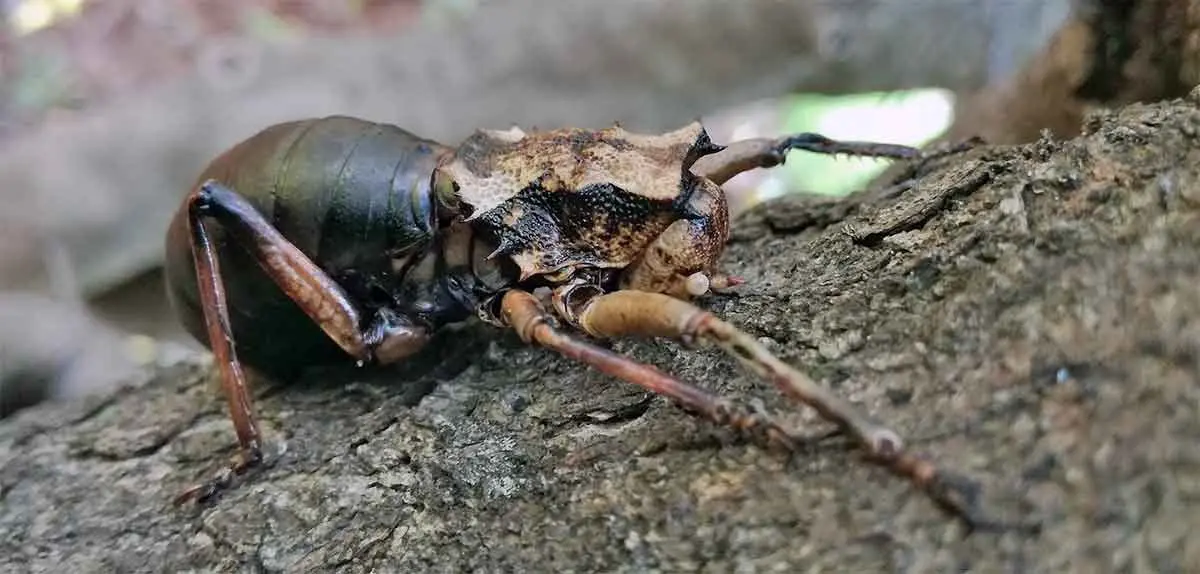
xmin=437 ymin=122 xmax=705 ymax=219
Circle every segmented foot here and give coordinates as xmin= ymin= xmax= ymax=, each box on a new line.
xmin=173 ymin=444 xmax=273 ymax=506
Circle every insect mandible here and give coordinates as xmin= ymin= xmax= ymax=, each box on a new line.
xmin=164 ymin=116 xmax=988 ymax=527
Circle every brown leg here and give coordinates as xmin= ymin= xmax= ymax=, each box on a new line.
xmin=570 ymin=289 xmax=999 ymax=530
xmin=176 ymin=180 xmax=430 ymax=505
xmin=691 ymin=132 xmax=981 ymax=185
xmin=499 ymin=290 xmax=813 ymax=450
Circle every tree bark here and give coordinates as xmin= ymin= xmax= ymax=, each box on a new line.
xmin=4 ymin=94 xmax=1199 ymax=571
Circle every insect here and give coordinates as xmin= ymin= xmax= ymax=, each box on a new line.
xmin=165 ymin=115 xmax=989 ymax=527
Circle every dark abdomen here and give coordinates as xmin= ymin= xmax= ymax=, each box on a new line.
xmin=164 ymin=116 xmax=449 ymax=377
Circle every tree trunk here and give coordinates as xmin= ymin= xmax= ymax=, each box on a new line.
xmin=4 ymin=93 xmax=1199 ymax=571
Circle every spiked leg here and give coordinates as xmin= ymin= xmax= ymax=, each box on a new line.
xmin=570 ymin=289 xmax=995 ymax=529
xmin=499 ymin=290 xmax=820 ymax=450
xmin=691 ymin=132 xmax=981 ymax=185
xmin=176 ymin=180 xmax=430 ymax=505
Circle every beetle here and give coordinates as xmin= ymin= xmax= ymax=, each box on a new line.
xmin=165 ymin=116 xmax=989 ymax=527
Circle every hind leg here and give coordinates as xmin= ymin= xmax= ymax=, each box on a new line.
xmin=176 ymin=180 xmax=431 ymax=505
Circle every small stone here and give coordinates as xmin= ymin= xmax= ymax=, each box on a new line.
xmin=817 ymin=329 xmax=863 ymax=360
xmin=502 ymin=390 xmax=530 ymax=414
xmin=190 ymin=531 xmax=215 ymax=551
xmin=998 ymin=194 xmax=1024 ymax=216
xmin=1011 ymin=413 xmax=1037 ymax=442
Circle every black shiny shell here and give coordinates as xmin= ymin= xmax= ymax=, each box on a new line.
xmin=164 ymin=116 xmax=449 ymax=376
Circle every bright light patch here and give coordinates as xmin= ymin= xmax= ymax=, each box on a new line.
xmin=10 ymin=0 xmax=87 ymax=35
xmin=776 ymin=89 xmax=957 ymax=197
xmin=816 ymin=90 xmax=955 ymax=144
xmin=12 ymin=1 xmax=53 ymax=33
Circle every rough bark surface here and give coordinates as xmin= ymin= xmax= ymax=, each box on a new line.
xmin=4 ymin=96 xmax=1200 ymax=572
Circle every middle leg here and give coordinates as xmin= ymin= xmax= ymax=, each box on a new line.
xmin=497 ymin=289 xmax=813 ymax=451
xmin=175 ymin=180 xmax=432 ymax=505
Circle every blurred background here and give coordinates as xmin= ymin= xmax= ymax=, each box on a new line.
xmin=0 ymin=0 xmax=1184 ymax=416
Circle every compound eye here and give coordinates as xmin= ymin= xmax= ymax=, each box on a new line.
xmin=432 ymin=168 xmax=465 ymax=219
xmin=433 ymin=168 xmax=459 ymax=201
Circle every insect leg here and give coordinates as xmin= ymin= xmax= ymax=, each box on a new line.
xmin=569 ymin=289 xmax=993 ymax=530
xmin=176 ymin=180 xmax=429 ymax=505
xmin=497 ymin=289 xmax=810 ymax=450
xmin=191 ymin=180 xmax=431 ymax=364
xmin=691 ymin=133 xmax=980 ymax=185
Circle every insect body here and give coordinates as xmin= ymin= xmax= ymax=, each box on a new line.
xmin=166 ymin=115 xmax=989 ymax=527
xmin=166 ymin=117 xmax=452 ymax=378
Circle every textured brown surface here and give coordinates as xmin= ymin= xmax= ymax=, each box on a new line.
xmin=4 ymin=95 xmax=1200 ymax=571
xmin=445 ymin=122 xmax=708 ymax=280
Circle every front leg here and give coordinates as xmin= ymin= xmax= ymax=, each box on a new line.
xmin=177 ymin=180 xmax=431 ymax=505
